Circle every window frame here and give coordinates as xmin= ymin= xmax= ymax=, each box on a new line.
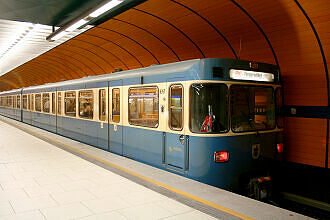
xmin=13 ymin=95 xmax=17 ymax=109
xmin=57 ymin=92 xmax=62 ymax=115
xmin=275 ymin=87 xmax=284 ymax=128
xmin=30 ymin=94 xmax=34 ymax=111
xmin=189 ymin=82 xmax=229 ymax=134
xmin=17 ymin=95 xmax=21 ymax=109
xmin=23 ymin=94 xmax=28 ymax=110
xmin=35 ymin=93 xmax=42 ymax=112
xmin=128 ymin=86 xmax=159 ymax=128
xmin=99 ymin=89 xmax=107 ymax=122
xmin=168 ymin=84 xmax=184 ymax=131
xmin=51 ymin=92 xmax=56 ymax=114
xmin=64 ymin=91 xmax=77 ymax=117
xmin=111 ymin=88 xmax=120 ymax=123
xmin=42 ymin=93 xmax=50 ymax=113
xmin=230 ymin=84 xmax=276 ymax=133
xmin=78 ymin=90 xmax=94 ymax=120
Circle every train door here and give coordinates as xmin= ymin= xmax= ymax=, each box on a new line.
xmin=165 ymin=83 xmax=188 ymax=172
xmin=109 ymin=80 xmax=123 ymax=155
xmin=97 ymin=87 xmax=108 ymax=150
xmin=55 ymin=90 xmax=58 ymax=134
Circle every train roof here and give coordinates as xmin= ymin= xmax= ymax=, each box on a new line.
xmin=0 ymin=88 xmax=21 ymax=95
xmin=0 ymin=58 xmax=279 ymax=95
xmin=21 ymin=58 xmax=202 ymax=92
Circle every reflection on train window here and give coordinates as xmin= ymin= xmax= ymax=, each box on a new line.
xmin=276 ymin=88 xmax=283 ymax=128
xmin=79 ymin=90 xmax=93 ymax=119
xmin=35 ymin=94 xmax=41 ymax=112
xmin=231 ymin=85 xmax=275 ymax=132
xmin=65 ymin=91 xmax=76 ymax=117
xmin=27 ymin=95 xmax=31 ymax=110
xmin=128 ymin=86 xmax=159 ymax=128
xmin=169 ymin=84 xmax=183 ymax=130
xmin=23 ymin=95 xmax=28 ymax=110
xmin=112 ymin=88 xmax=120 ymax=123
xmin=42 ymin=93 xmax=50 ymax=113
xmin=58 ymin=92 xmax=62 ymax=115
xmin=52 ymin=93 xmax=55 ymax=114
xmin=8 ymin=96 xmax=13 ymax=108
xmin=30 ymin=94 xmax=34 ymax=111
xmin=17 ymin=95 xmax=21 ymax=109
xmin=99 ymin=89 xmax=106 ymax=121
xmin=13 ymin=96 xmax=16 ymax=108
xmin=190 ymin=83 xmax=228 ymax=133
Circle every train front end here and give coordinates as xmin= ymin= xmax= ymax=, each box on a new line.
xmin=186 ymin=59 xmax=283 ymax=199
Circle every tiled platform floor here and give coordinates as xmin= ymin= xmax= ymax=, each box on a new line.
xmin=0 ymin=120 xmax=216 ymax=220
xmin=0 ymin=116 xmax=311 ymax=220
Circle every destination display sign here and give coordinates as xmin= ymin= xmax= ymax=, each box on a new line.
xmin=229 ymin=69 xmax=274 ymax=82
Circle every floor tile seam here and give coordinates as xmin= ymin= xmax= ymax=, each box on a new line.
xmin=80 ymin=199 xmax=135 ymax=216
xmin=5 ymin=200 xmax=15 ymax=216
xmin=79 ymin=201 xmax=96 ymax=216
xmin=38 ymin=209 xmax=47 ymax=220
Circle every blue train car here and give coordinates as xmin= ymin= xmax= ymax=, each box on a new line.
xmin=0 ymin=89 xmax=22 ymax=121
xmin=0 ymin=58 xmax=283 ymax=198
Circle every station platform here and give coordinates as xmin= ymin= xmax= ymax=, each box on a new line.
xmin=0 ymin=115 xmax=311 ymax=220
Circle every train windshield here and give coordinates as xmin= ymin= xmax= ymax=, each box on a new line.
xmin=231 ymin=85 xmax=275 ymax=132
xmin=190 ymin=83 xmax=228 ymax=133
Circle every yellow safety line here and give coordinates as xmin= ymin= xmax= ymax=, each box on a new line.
xmin=1 ymin=118 xmax=254 ymax=220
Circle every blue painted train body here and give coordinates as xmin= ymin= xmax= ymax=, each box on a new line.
xmin=0 ymin=58 xmax=283 ymax=193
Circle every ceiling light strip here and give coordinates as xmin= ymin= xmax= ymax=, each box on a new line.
xmin=47 ymin=0 xmax=124 ymax=42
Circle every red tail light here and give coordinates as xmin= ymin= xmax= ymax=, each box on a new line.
xmin=277 ymin=143 xmax=283 ymax=153
xmin=214 ymin=151 xmax=229 ymax=162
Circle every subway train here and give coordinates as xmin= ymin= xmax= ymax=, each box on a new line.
xmin=0 ymin=58 xmax=283 ymax=198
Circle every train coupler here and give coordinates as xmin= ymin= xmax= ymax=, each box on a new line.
xmin=248 ymin=176 xmax=272 ymax=201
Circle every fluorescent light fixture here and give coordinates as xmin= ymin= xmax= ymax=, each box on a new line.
xmin=50 ymin=30 xmax=68 ymax=41
xmin=47 ymin=0 xmax=124 ymax=42
xmin=229 ymin=69 xmax=274 ymax=82
xmin=89 ymin=0 xmax=123 ymax=18
xmin=65 ymin=19 xmax=88 ymax=32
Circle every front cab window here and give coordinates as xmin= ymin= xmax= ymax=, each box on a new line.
xmin=190 ymin=83 xmax=228 ymax=133
xmin=231 ymin=85 xmax=275 ymax=132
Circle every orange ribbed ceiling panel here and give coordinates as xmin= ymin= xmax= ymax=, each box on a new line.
xmin=0 ymin=0 xmax=328 ymax=107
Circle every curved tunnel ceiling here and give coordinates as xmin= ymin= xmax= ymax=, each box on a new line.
xmin=0 ymin=0 xmax=329 ymax=166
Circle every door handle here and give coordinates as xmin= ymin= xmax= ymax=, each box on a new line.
xmin=179 ymin=135 xmax=185 ymax=145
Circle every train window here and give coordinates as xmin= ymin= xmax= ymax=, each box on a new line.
xmin=128 ymin=86 xmax=159 ymax=128
xmin=31 ymin=94 xmax=34 ymax=111
xmin=231 ymin=85 xmax=275 ymax=132
xmin=276 ymin=88 xmax=284 ymax=128
xmin=58 ymin=92 xmax=62 ymax=115
xmin=23 ymin=95 xmax=28 ymax=110
xmin=13 ymin=96 xmax=16 ymax=108
xmin=112 ymin=88 xmax=120 ymax=123
xmin=35 ymin=94 xmax=41 ymax=112
xmin=27 ymin=95 xmax=30 ymax=110
xmin=65 ymin=91 xmax=76 ymax=117
xmin=99 ymin=89 xmax=106 ymax=121
xmin=9 ymin=96 xmax=13 ymax=108
xmin=190 ymin=83 xmax=228 ymax=133
xmin=51 ymin=93 xmax=55 ymax=114
xmin=17 ymin=95 xmax=21 ymax=109
xmin=169 ymin=84 xmax=183 ymax=130
xmin=30 ymin=94 xmax=34 ymax=111
xmin=79 ymin=90 xmax=93 ymax=119
xmin=42 ymin=93 xmax=50 ymax=113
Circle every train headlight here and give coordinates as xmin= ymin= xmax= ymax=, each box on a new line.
xmin=214 ymin=151 xmax=229 ymax=162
